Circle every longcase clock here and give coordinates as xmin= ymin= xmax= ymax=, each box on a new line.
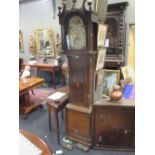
xmin=58 ymin=0 xmax=100 ymax=146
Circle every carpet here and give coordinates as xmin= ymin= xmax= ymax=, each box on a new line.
xmin=29 ymin=89 xmax=52 ymax=105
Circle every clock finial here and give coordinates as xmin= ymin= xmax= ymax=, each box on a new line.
xmin=87 ymin=1 xmax=92 ymax=11
xmin=58 ymin=6 xmax=62 ymax=15
xmin=72 ymin=0 xmax=77 ymax=9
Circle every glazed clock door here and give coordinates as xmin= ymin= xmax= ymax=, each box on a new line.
xmin=66 ymin=16 xmax=89 ymax=106
xmin=66 ymin=16 xmax=86 ymax=50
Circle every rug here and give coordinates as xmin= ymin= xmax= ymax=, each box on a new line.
xmin=29 ymin=89 xmax=52 ymax=105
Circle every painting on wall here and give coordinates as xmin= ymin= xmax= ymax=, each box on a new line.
xmin=34 ymin=28 xmax=55 ymax=57
xmin=102 ymin=69 xmax=120 ymax=95
xmin=19 ymin=30 xmax=24 ymax=53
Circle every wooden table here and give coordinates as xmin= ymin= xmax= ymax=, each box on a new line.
xmin=20 ymin=130 xmax=52 ymax=155
xmin=47 ymin=86 xmax=69 ymax=145
xmin=19 ymin=77 xmax=45 ymax=117
xmin=22 ymin=63 xmax=60 ymax=89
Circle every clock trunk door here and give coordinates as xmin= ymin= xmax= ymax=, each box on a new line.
xmin=68 ymin=51 xmax=89 ymax=107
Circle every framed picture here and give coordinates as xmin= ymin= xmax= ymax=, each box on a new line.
xmin=97 ymin=24 xmax=107 ymax=47
xmin=19 ymin=30 xmax=24 ymax=53
xmin=121 ymin=65 xmax=135 ymax=83
xmin=96 ymin=69 xmax=104 ymax=87
xmin=96 ymin=48 xmax=106 ymax=71
xmin=34 ymin=28 xmax=55 ymax=57
xmin=102 ymin=69 xmax=120 ymax=94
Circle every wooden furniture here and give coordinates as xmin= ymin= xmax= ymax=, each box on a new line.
xmin=19 ymin=77 xmax=45 ymax=116
xmin=47 ymin=86 xmax=69 ymax=145
xmin=20 ymin=130 xmax=52 ymax=155
xmin=104 ymin=2 xmax=128 ymax=69
xmin=93 ymin=98 xmax=135 ymax=150
xmin=58 ymin=1 xmax=101 ymax=147
xmin=58 ymin=1 xmax=134 ymax=150
xmin=23 ymin=63 xmax=60 ymax=89
xmin=19 ymin=58 xmax=23 ymax=72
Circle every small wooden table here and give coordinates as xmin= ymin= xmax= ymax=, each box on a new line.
xmin=19 ymin=77 xmax=45 ymax=117
xmin=20 ymin=130 xmax=53 ymax=155
xmin=47 ymin=86 xmax=69 ymax=145
xmin=22 ymin=63 xmax=60 ymax=89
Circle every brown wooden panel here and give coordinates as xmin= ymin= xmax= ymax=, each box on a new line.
xmin=65 ymin=107 xmax=92 ymax=145
xmin=68 ymin=53 xmax=89 ymax=106
xmin=93 ymin=106 xmax=135 ymax=149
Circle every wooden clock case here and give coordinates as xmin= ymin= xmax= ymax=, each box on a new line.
xmin=58 ymin=3 xmax=98 ymax=146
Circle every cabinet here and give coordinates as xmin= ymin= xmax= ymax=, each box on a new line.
xmin=93 ymin=99 xmax=135 ymax=150
xmin=104 ymin=2 xmax=128 ymax=69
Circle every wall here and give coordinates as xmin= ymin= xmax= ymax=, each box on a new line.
xmin=19 ymin=0 xmax=135 ymax=64
xmin=19 ymin=0 xmax=61 ymax=61
xmin=128 ymin=25 xmax=135 ymax=69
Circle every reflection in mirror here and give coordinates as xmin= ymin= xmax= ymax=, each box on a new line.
xmin=19 ymin=30 xmax=24 ymax=53
xmin=34 ymin=28 xmax=55 ymax=57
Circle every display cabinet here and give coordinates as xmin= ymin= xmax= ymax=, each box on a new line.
xmin=104 ymin=2 xmax=128 ymax=69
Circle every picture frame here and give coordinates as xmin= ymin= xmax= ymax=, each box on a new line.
xmin=34 ymin=28 xmax=55 ymax=57
xmin=19 ymin=30 xmax=24 ymax=53
xmin=97 ymin=24 xmax=107 ymax=47
xmin=102 ymin=69 xmax=120 ymax=95
xmin=121 ymin=65 xmax=135 ymax=83
xmin=96 ymin=69 xmax=104 ymax=87
xmin=96 ymin=48 xmax=106 ymax=71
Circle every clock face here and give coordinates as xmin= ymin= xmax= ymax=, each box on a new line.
xmin=67 ymin=16 xmax=86 ymax=50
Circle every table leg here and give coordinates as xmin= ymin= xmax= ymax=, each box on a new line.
xmin=61 ymin=109 xmax=64 ymax=120
xmin=48 ymin=110 xmax=52 ymax=131
xmin=52 ymin=71 xmax=56 ymax=89
xmin=54 ymin=110 xmax=60 ymax=145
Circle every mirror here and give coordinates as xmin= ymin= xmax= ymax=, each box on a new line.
xmin=19 ymin=30 xmax=24 ymax=53
xmin=34 ymin=28 xmax=55 ymax=57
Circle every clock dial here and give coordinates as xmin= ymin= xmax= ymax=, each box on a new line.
xmin=67 ymin=16 xmax=86 ymax=50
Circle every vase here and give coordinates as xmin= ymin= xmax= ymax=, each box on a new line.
xmin=109 ymin=85 xmax=122 ymax=101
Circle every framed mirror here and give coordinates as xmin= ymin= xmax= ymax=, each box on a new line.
xmin=19 ymin=30 xmax=24 ymax=53
xmin=34 ymin=28 xmax=55 ymax=57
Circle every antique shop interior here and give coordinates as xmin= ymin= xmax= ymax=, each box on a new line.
xmin=19 ymin=0 xmax=135 ymax=155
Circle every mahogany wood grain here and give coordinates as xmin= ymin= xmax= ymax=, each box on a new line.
xmin=20 ymin=130 xmax=52 ymax=155
xmin=19 ymin=77 xmax=45 ymax=96
xmin=19 ymin=77 xmax=45 ymax=117
xmin=93 ymin=99 xmax=135 ymax=150
xmin=22 ymin=63 xmax=60 ymax=89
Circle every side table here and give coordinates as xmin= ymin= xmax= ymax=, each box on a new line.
xmin=47 ymin=86 xmax=69 ymax=145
